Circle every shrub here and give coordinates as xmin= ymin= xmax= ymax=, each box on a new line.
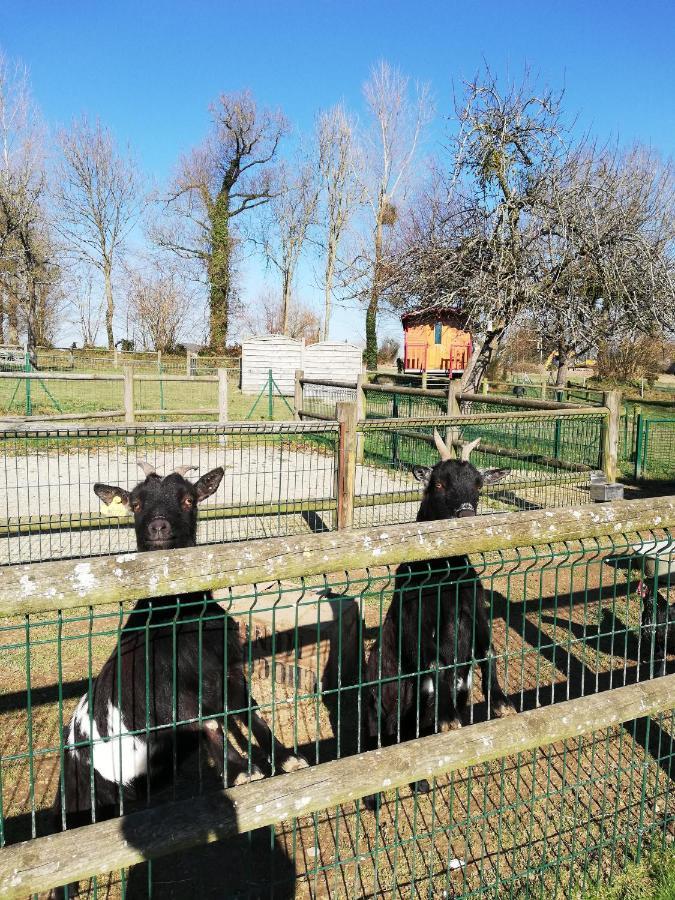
xmin=595 ymin=335 xmax=664 ymax=386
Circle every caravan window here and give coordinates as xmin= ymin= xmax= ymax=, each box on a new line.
xmin=434 ymin=322 xmax=442 ymax=344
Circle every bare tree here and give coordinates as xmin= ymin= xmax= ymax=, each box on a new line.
xmin=0 ymin=52 xmax=60 ymax=350
xmin=54 ymin=117 xmax=143 ymax=349
xmin=239 ymin=290 xmax=320 ymax=343
xmin=157 ymin=91 xmax=287 ymax=351
xmin=65 ymin=269 xmax=105 ymax=347
xmin=380 ymin=69 xmax=570 ymax=389
xmin=316 ymin=104 xmax=361 ymax=339
xmin=536 ymin=145 xmax=675 ymax=383
xmin=359 ymin=61 xmax=432 ymax=368
xmin=383 ymin=70 xmax=675 ymax=391
xmin=126 ymin=259 xmax=192 ymax=351
xmin=258 ymin=158 xmax=319 ymax=334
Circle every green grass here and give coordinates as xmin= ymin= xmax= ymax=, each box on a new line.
xmin=582 ymin=848 xmax=675 ymax=900
xmin=0 ymin=375 xmax=292 ymax=422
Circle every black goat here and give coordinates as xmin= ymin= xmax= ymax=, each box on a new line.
xmin=638 ymin=579 xmax=675 ymax=663
xmin=362 ymin=432 xmax=514 ymax=809
xmin=51 ymin=462 xmax=305 ymax=896
xmin=512 ymin=385 xmax=526 ymax=398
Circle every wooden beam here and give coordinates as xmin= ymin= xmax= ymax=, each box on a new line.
xmin=2 ymin=495 xmax=673 ymax=617
xmin=2 ymin=673 xmax=673 ymax=900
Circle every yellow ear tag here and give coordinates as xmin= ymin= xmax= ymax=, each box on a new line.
xmin=100 ymin=496 xmax=127 ymax=517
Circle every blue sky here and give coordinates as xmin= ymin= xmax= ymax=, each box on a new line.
xmin=2 ymin=0 xmax=674 ymax=346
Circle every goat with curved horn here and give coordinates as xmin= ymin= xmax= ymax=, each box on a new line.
xmin=173 ymin=465 xmax=198 ymax=477
xmin=460 ymin=437 xmax=481 ymax=462
xmin=137 ymin=460 xmax=157 ymax=477
xmin=433 ymin=430 xmax=453 ymax=461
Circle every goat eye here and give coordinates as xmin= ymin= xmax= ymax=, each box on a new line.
xmin=182 ymin=496 xmax=193 ymax=508
xmin=131 ymin=500 xmax=141 ymax=513
xmin=434 ymin=482 xmax=445 ymax=491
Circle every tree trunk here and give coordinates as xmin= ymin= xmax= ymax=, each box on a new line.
xmin=323 ymin=242 xmax=336 ymax=342
xmin=555 ymin=347 xmax=570 ymax=387
xmin=7 ymin=292 xmax=18 ymax=346
xmin=459 ymin=326 xmax=505 ymax=394
xmin=281 ymin=269 xmax=291 ymax=335
xmin=0 ymin=290 xmax=4 ymax=344
xmin=208 ymin=189 xmax=232 ymax=352
xmin=365 ymin=214 xmax=383 ymax=370
xmin=103 ymin=264 xmax=115 ymax=350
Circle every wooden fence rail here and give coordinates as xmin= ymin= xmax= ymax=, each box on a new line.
xmin=2 ymin=495 xmax=673 ymax=617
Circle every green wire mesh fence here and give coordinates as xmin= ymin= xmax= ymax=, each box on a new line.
xmin=0 ymin=499 xmax=673 ymax=897
xmin=355 ymin=413 xmax=604 ymax=527
xmin=0 ymin=422 xmax=340 ymax=565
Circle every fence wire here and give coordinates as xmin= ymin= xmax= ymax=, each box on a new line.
xmin=0 ymin=525 xmax=673 ymax=897
xmin=356 ymin=414 xmax=604 ymax=527
xmin=0 ymin=423 xmax=339 ymax=565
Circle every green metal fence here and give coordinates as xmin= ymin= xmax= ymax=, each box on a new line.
xmin=0 ymin=409 xmax=607 ymax=567
xmin=0 ymin=422 xmax=340 ymax=565
xmin=0 ymin=498 xmax=673 ymax=898
xmin=633 ymin=417 xmax=675 ymax=482
xmin=356 ymin=412 xmax=604 ymax=526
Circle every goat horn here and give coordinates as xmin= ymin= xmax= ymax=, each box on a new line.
xmin=173 ymin=464 xmax=197 ymax=477
xmin=433 ymin=429 xmax=453 ymax=461
xmin=460 ymin=438 xmax=481 ymax=461
xmin=137 ymin=460 xmax=157 ymax=476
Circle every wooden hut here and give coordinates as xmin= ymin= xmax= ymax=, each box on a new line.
xmin=401 ymin=307 xmax=472 ymax=375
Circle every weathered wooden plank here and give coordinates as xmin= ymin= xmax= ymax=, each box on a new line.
xmin=2 ymin=495 xmax=673 ymax=616
xmin=2 ymin=673 xmax=673 ymax=900
xmin=360 ymin=408 xmax=608 ymax=428
xmin=459 ymin=392 xmax=583 ymax=410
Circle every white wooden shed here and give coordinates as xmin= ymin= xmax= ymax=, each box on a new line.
xmin=241 ymin=337 xmax=363 ymax=395
xmin=241 ymin=336 xmax=304 ymax=394
xmin=303 ymin=341 xmax=363 ymax=383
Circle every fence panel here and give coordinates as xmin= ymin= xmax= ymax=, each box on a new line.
xmin=0 ymin=422 xmax=339 ymax=565
xmin=634 ymin=417 xmax=675 ymax=482
xmin=356 ymin=412 xmax=605 ymax=527
xmin=0 ymin=499 xmax=673 ymax=897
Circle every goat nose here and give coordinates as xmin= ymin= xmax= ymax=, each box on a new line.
xmin=147 ymin=518 xmax=171 ymax=539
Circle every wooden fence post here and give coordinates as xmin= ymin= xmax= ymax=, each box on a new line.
xmin=446 ymin=381 xmax=461 ymax=450
xmin=294 ymin=369 xmax=304 ymax=420
xmin=421 ymin=371 xmax=428 ymax=390
xmin=355 ymin=373 xmax=365 ymax=462
xmin=540 ymin=376 xmax=547 ymax=399
xmin=602 ymin=389 xmax=621 ymax=482
xmin=123 ymin=366 xmax=135 ymax=424
xmin=336 ymin=401 xmax=357 ymax=530
xmin=113 ymin=348 xmax=119 ymax=368
xmin=186 ymin=351 xmax=191 ymax=376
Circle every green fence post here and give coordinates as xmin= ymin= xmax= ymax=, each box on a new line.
xmin=633 ymin=414 xmax=642 ymax=480
xmin=24 ymin=350 xmax=32 ymax=416
xmin=268 ymin=368 xmax=273 ymax=419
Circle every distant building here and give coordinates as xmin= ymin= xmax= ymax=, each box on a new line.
xmin=401 ymin=307 xmax=472 ymax=376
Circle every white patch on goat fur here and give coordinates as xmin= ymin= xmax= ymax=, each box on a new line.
xmin=423 ymin=676 xmax=435 ymax=696
xmin=73 ymin=696 xmax=148 ymax=785
xmin=73 ymin=562 xmax=97 ymax=592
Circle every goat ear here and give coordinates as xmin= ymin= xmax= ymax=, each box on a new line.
xmin=481 ymin=468 xmax=510 ymax=486
xmin=412 ymin=466 xmax=432 ymax=485
xmin=93 ymin=483 xmax=130 ymax=507
xmin=194 ymin=467 xmax=224 ymax=502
